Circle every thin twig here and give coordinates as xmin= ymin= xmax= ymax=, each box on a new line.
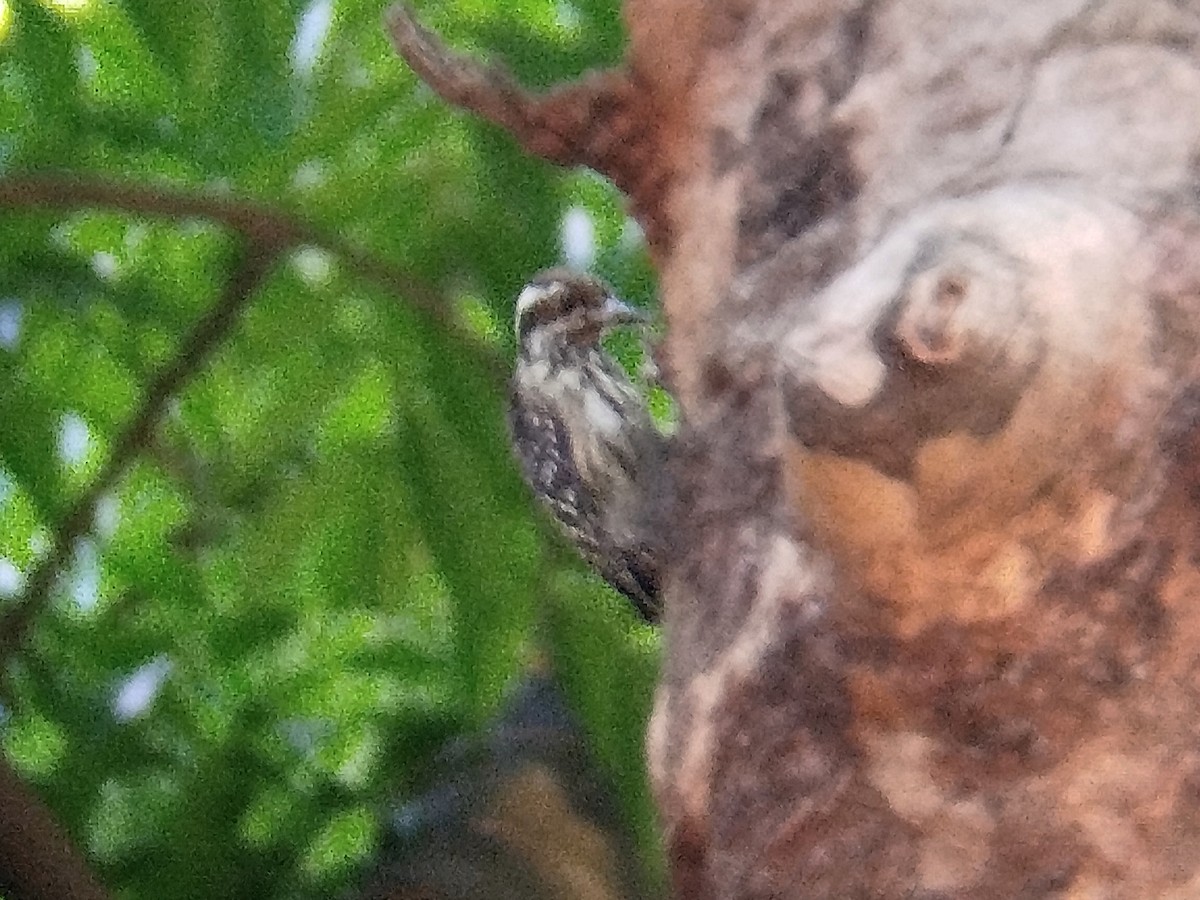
xmin=0 ymin=242 xmax=276 ymax=661
xmin=0 ymin=170 xmax=508 ymax=667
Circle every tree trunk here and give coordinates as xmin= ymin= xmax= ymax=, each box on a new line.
xmin=633 ymin=1 xmax=1200 ymax=897
xmin=388 ymin=0 xmax=1200 ymax=895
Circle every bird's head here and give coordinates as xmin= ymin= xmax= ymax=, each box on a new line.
xmin=514 ymin=268 xmax=646 ymax=354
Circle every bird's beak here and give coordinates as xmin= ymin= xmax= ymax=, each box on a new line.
xmin=601 ymin=294 xmax=648 ymax=326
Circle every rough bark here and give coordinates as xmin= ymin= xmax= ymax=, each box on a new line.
xmin=635 ymin=1 xmax=1200 ymax=897
xmin=393 ymin=1 xmax=1200 ymax=896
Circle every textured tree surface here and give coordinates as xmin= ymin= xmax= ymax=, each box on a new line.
xmin=631 ymin=1 xmax=1200 ymax=897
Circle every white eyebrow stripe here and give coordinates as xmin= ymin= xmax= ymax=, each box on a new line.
xmin=516 ymin=282 xmax=564 ymax=319
xmin=516 ymin=285 xmax=542 ymax=317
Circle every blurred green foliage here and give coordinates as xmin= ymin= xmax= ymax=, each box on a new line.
xmin=0 ymin=0 xmax=663 ymax=896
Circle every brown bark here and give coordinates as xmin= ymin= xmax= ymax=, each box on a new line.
xmin=392 ymin=1 xmax=1200 ymax=896
xmin=0 ymin=757 xmax=111 ymax=900
xmin=640 ymin=1 xmax=1200 ymax=897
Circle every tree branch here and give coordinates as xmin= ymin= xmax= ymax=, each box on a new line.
xmin=0 ymin=173 xmax=455 ymax=328
xmin=0 ymin=242 xmax=277 ymax=664
xmin=384 ymin=5 xmax=541 ymax=152
xmin=0 ymin=755 xmax=112 ymax=900
xmin=383 ymin=3 xmax=673 ymax=250
xmin=0 ymin=170 xmax=510 ymax=667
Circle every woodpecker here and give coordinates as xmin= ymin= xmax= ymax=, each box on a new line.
xmin=508 ymin=268 xmax=665 ymax=623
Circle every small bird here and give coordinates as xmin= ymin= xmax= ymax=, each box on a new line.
xmin=508 ymin=268 xmax=665 ymax=623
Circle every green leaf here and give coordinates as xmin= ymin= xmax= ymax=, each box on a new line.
xmin=301 ymin=805 xmax=376 ymax=881
xmin=0 ymin=4 xmax=661 ymax=897
xmin=120 ymin=0 xmax=206 ymax=80
xmin=6 ymin=0 xmax=80 ymax=163
xmin=0 ymin=355 xmax=64 ymax=518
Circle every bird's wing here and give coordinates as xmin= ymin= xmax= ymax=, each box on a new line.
xmin=507 ymin=395 xmax=600 ymax=541
xmin=600 ymin=546 xmax=661 ymax=624
xmin=508 ymin=393 xmax=662 ymax=624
